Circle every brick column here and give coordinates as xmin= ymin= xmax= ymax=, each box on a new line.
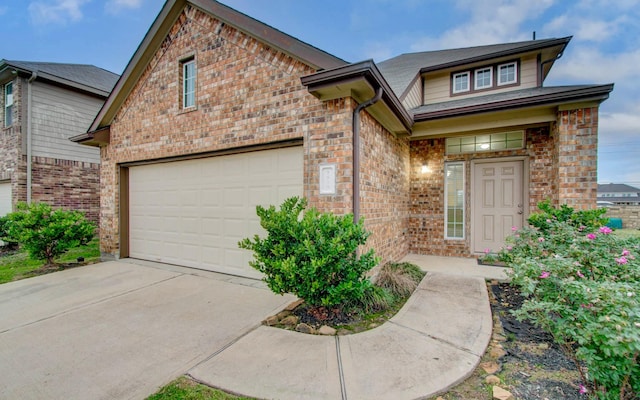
xmin=555 ymin=106 xmax=599 ymax=210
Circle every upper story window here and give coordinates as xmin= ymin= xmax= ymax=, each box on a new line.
xmin=4 ymin=82 xmax=13 ymax=127
xmin=181 ymin=58 xmax=196 ymax=109
xmin=475 ymin=67 xmax=493 ymax=90
xmin=452 ymin=72 xmax=470 ymax=93
xmin=451 ymin=60 xmax=519 ymax=95
xmin=498 ymin=62 xmax=517 ymax=85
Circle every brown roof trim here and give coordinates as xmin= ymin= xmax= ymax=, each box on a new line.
xmin=70 ymin=126 xmax=110 ymax=146
xmin=419 ymin=36 xmax=572 ymax=74
xmin=88 ymin=0 xmax=346 ymax=134
xmin=301 ymin=60 xmax=413 ymax=131
xmin=413 ymin=84 xmax=614 ymax=122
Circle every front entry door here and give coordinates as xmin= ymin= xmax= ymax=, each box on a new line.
xmin=473 ymin=160 xmax=524 ymax=253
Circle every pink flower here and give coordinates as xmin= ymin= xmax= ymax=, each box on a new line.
xmin=484 ymin=248 xmax=491 ymax=255
xmin=538 ymin=237 xmax=545 ymax=243
xmin=511 ymin=226 xmax=518 ymax=232
xmin=579 ymin=384 xmax=588 ymax=395
xmin=506 ymin=246 xmax=513 ymax=251
xmin=577 ymin=270 xmax=585 ymax=278
xmin=586 ymin=233 xmax=597 ymax=240
xmin=616 ymin=256 xmax=628 ymax=265
xmin=580 ymin=303 xmax=593 ymax=309
xmin=622 ymin=249 xmax=631 ymax=256
xmin=539 ymin=271 xmax=551 ymax=279
xmin=599 ymin=226 xmax=613 ymax=234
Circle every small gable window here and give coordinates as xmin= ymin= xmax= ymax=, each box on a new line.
xmin=498 ymin=62 xmax=517 ymax=86
xmin=181 ymin=58 xmax=196 ymax=109
xmin=4 ymin=82 xmax=13 ymax=127
xmin=452 ymin=72 xmax=470 ymax=93
xmin=475 ymin=67 xmax=492 ymax=90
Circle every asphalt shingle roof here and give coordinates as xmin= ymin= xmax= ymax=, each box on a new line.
xmin=3 ymin=60 xmax=119 ymax=93
xmin=598 ymin=183 xmax=640 ymax=193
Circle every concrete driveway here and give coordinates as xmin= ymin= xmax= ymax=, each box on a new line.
xmin=0 ymin=260 xmax=293 ymax=400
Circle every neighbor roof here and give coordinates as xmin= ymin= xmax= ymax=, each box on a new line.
xmin=598 ymin=183 xmax=640 ymax=193
xmin=0 ymin=60 xmax=119 ymax=97
xmin=378 ymin=37 xmax=571 ymax=99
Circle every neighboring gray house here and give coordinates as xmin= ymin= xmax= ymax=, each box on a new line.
xmin=598 ymin=183 xmax=640 ymax=206
xmin=0 ymin=60 xmax=119 ymax=223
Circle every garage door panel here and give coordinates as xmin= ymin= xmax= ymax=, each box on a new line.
xmin=129 ymin=146 xmax=302 ymax=278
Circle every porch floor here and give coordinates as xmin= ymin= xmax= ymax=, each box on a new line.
xmin=401 ymin=253 xmax=510 ymax=281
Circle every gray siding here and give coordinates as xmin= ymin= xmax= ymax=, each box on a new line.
xmin=402 ymin=79 xmax=422 ymax=110
xmin=31 ymin=82 xmax=101 ymax=163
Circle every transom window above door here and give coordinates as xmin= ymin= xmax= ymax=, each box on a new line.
xmin=446 ymin=131 xmax=524 ymax=155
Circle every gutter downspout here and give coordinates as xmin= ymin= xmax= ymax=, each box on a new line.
xmin=352 ymin=87 xmax=383 ymax=223
xmin=539 ymin=51 xmax=563 ymax=87
xmin=26 ymin=71 xmax=37 ymax=203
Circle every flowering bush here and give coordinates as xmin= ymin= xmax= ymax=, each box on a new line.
xmin=500 ymin=202 xmax=639 ymax=399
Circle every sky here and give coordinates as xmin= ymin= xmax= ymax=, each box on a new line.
xmin=1 ymin=0 xmax=638 ymax=185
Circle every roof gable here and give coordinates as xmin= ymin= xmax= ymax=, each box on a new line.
xmin=598 ymin=183 xmax=640 ymax=193
xmin=378 ymin=37 xmax=571 ymax=99
xmin=88 ymin=0 xmax=346 ymax=133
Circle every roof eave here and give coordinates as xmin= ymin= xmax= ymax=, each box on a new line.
xmin=419 ymin=36 xmax=573 ymax=74
xmin=70 ymin=126 xmax=111 ymax=147
xmin=301 ymin=60 xmax=413 ymax=135
xmin=413 ymin=84 xmax=613 ymax=122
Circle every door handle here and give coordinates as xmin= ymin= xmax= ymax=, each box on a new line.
xmin=517 ymin=204 xmax=523 ymax=214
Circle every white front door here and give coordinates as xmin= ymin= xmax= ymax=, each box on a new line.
xmin=0 ymin=182 xmax=12 ymax=217
xmin=472 ymin=160 xmax=524 ymax=253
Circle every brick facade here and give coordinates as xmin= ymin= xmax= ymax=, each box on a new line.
xmin=0 ymin=78 xmax=23 ymax=205
xmin=100 ymin=6 xmax=407 ymax=263
xmin=554 ymin=107 xmax=599 ymax=210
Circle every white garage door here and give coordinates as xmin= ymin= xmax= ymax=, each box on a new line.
xmin=128 ymin=146 xmax=303 ymax=278
xmin=0 ymin=182 xmax=12 ymax=217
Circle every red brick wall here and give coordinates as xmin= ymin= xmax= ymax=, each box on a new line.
xmin=359 ymin=110 xmax=410 ymax=264
xmin=30 ymin=156 xmax=100 ymax=224
xmin=0 ymin=77 xmax=24 ymax=208
xmin=555 ymin=107 xmax=599 ymax=210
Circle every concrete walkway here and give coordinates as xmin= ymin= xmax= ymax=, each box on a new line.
xmin=189 ymin=271 xmax=493 ymax=400
xmin=0 ymin=257 xmax=494 ymax=400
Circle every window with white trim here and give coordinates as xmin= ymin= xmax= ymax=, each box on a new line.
xmin=445 ymin=162 xmax=465 ymax=239
xmin=498 ymin=62 xmax=517 ymax=85
xmin=4 ymin=82 xmax=13 ymax=127
xmin=182 ymin=58 xmax=196 ymax=109
xmin=475 ymin=67 xmax=492 ymax=90
xmin=452 ymin=72 xmax=470 ymax=93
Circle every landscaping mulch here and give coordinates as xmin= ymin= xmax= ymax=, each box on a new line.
xmin=489 ymin=282 xmax=584 ymax=400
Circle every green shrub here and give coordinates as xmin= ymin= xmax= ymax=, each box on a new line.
xmin=501 ymin=202 xmax=639 ymax=399
xmin=0 ymin=215 xmax=18 ymax=249
xmin=375 ymin=262 xmax=425 ymax=297
xmin=527 ymin=199 xmax=608 ymax=234
xmin=6 ymin=202 xmax=95 ymax=266
xmin=238 ymin=197 xmax=379 ymax=308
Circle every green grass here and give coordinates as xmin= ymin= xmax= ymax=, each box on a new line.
xmin=613 ymin=228 xmax=640 ymax=239
xmin=0 ymin=237 xmax=100 ymax=284
xmin=147 ymin=377 xmax=254 ymax=400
